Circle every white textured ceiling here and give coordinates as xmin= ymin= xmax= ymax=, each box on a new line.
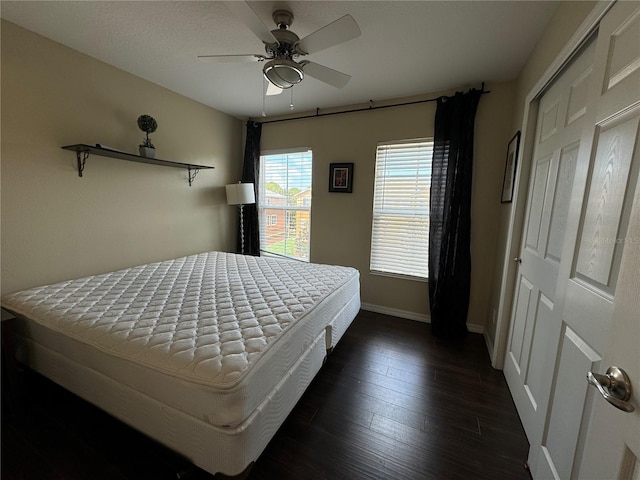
xmin=1 ymin=1 xmax=558 ymax=119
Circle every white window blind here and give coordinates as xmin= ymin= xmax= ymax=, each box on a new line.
xmin=259 ymin=149 xmax=312 ymax=261
xmin=370 ymin=139 xmax=432 ymax=280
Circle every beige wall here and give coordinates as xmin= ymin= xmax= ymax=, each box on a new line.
xmin=3 ymin=2 xmax=595 ymax=336
xmin=1 ymin=21 xmax=243 ymax=295
xmin=261 ymin=82 xmax=516 ymax=330
xmin=484 ymin=1 xmax=597 ymax=346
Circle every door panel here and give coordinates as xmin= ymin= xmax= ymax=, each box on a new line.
xmin=539 ymin=326 xmax=601 ymax=480
xmin=503 ymin=35 xmax=596 ymax=445
xmin=564 ymin=111 xmax=640 ymax=356
xmin=546 ymin=144 xmax=579 ymax=262
xmin=508 ymin=276 xmax=534 ymax=369
xmin=527 ymin=2 xmax=640 ymax=478
xmin=523 ymin=293 xmax=553 ymax=408
xmin=603 ymin=8 xmax=640 ymax=91
xmin=574 ymin=114 xmax=640 ymax=289
xmin=578 ymin=170 xmax=640 ymax=480
xmin=576 ymin=7 xmax=640 ymax=473
xmin=541 ymin=99 xmax=561 ymax=143
xmin=526 ymin=155 xmax=553 ymax=252
xmin=566 ymin=68 xmax=592 ymax=126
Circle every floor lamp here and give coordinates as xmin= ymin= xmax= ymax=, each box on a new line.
xmin=225 ymin=182 xmax=256 ymax=255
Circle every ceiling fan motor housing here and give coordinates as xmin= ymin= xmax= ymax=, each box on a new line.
xmin=265 ymin=29 xmax=300 ymax=57
xmin=262 ymin=13 xmax=305 ymax=90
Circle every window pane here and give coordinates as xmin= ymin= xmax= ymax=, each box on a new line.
xmin=259 ymin=150 xmax=312 ymax=261
xmin=370 ymin=139 xmax=432 ymax=279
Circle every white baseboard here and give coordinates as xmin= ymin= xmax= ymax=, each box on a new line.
xmin=467 ymin=323 xmax=484 ymax=334
xmin=484 ymin=330 xmax=496 ymax=365
xmin=361 ymin=302 xmax=430 ymax=323
xmin=360 ymin=302 xmax=484 ymax=334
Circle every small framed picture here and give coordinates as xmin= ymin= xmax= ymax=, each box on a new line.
xmin=501 ymin=131 xmax=521 ymax=203
xmin=329 ymin=163 xmax=354 ymax=193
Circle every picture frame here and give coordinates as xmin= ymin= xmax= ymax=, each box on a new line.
xmin=329 ymin=163 xmax=354 ymax=193
xmin=501 ymin=131 xmax=521 ymax=203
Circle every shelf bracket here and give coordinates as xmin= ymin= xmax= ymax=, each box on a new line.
xmin=77 ymin=150 xmax=89 ymax=177
xmin=187 ymin=166 xmax=200 ymax=186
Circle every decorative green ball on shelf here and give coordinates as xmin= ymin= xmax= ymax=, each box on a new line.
xmin=137 ymin=114 xmax=157 ymax=149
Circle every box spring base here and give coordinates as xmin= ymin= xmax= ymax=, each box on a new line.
xmin=21 ymin=330 xmax=328 ymax=477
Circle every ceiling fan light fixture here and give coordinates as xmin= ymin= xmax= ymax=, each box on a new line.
xmin=263 ymin=59 xmax=303 ymax=89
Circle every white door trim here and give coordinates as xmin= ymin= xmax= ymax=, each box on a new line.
xmin=491 ymin=0 xmax=615 ymax=369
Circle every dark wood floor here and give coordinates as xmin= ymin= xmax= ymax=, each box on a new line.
xmin=2 ymin=311 xmax=530 ymax=479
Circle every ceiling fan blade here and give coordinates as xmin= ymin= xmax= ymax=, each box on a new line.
xmin=296 ymin=15 xmax=361 ymax=54
xmin=266 ymin=82 xmax=283 ymax=96
xmin=302 ymin=61 xmax=351 ymax=89
xmin=198 ymin=54 xmax=265 ymax=64
xmin=224 ymin=1 xmax=278 ymax=45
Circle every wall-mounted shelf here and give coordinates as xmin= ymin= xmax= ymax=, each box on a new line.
xmin=62 ymin=144 xmax=214 ymax=186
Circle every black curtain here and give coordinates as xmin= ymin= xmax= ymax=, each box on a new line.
xmin=238 ymin=121 xmax=261 ymax=256
xmin=428 ymin=89 xmax=482 ymax=339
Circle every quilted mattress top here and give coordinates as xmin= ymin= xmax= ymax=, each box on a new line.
xmin=1 ymin=251 xmax=358 ymax=389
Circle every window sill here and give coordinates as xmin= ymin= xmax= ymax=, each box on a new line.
xmin=370 ymin=270 xmax=428 ymax=283
xmin=260 ymin=250 xmax=309 ymax=263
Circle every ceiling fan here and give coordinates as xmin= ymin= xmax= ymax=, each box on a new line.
xmin=198 ymin=2 xmax=361 ymax=96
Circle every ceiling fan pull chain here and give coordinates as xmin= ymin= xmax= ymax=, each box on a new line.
xmin=290 ymin=87 xmax=295 ymax=111
xmin=262 ymin=77 xmax=267 ymax=117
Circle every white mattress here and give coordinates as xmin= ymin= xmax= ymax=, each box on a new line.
xmin=2 ymin=251 xmax=360 ymax=428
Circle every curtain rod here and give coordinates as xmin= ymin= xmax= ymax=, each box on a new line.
xmin=253 ymin=83 xmax=490 ymax=126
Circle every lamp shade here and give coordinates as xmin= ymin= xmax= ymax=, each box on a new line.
xmin=226 ymin=183 xmax=255 ymax=205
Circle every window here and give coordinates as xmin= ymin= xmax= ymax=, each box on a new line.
xmin=370 ymin=139 xmax=433 ymax=280
xmin=259 ymin=149 xmax=312 ymax=261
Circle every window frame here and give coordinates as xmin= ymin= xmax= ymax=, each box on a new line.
xmin=370 ymin=138 xmax=433 ymax=282
xmin=258 ymin=148 xmax=313 ymax=262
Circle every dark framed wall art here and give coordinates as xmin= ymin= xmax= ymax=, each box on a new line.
xmin=329 ymin=163 xmax=354 ymax=193
xmin=501 ymin=131 xmax=520 ymax=203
